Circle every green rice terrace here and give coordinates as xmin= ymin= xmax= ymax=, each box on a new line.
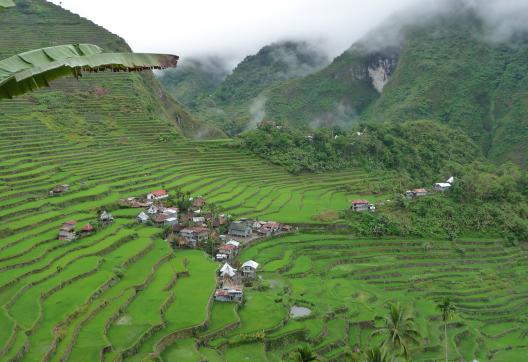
xmin=0 ymin=95 xmax=527 ymax=361
xmin=1 ymin=1 xmax=528 ymax=361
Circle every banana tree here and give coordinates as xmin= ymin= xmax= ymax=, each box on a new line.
xmin=0 ymin=43 xmax=178 ymax=100
xmin=0 ymin=0 xmax=15 ymax=8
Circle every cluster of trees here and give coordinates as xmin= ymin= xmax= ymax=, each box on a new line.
xmin=239 ymin=120 xmax=481 ymax=182
xmin=289 ymin=298 xmax=456 ymax=362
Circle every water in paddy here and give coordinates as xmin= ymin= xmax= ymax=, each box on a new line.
xmin=290 ymin=306 xmax=311 ymax=318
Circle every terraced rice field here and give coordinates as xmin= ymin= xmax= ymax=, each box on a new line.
xmin=196 ymin=234 xmax=528 ymax=362
xmin=0 ymin=80 xmax=383 ymax=360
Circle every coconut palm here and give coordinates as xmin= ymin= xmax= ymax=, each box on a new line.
xmin=437 ymin=297 xmax=456 ymax=362
xmin=291 ymin=345 xmax=317 ymax=362
xmin=372 ymin=302 xmax=420 ymax=360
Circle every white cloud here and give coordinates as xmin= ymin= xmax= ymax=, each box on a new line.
xmin=48 ymin=0 xmax=418 ymax=66
xmin=49 ymin=0 xmax=528 ymax=68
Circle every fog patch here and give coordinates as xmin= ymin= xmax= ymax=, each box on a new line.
xmin=310 ymin=101 xmax=358 ymax=128
xmin=246 ymin=95 xmax=267 ymax=130
xmin=269 ymin=40 xmax=330 ymax=80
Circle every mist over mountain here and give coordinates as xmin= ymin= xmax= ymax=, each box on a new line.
xmin=158 ymin=0 xmax=528 ymax=166
xmin=159 ymin=40 xmax=329 ymax=135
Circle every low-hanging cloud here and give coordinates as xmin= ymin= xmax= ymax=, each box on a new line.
xmin=51 ymin=0 xmax=528 ymax=69
xmin=357 ymin=0 xmax=528 ymax=52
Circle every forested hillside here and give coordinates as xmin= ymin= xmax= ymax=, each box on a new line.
xmin=159 ymin=41 xmax=329 ymax=135
xmin=266 ymin=8 xmax=528 ymax=166
xmin=160 ymin=5 xmax=528 ymax=166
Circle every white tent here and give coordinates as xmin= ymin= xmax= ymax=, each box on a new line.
xmin=220 ymin=263 xmax=237 ymax=278
xmin=447 ymin=176 xmax=454 ymax=184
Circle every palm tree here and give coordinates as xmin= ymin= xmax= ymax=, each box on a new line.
xmin=291 ymin=345 xmax=317 ymax=362
xmin=372 ymin=302 xmax=420 ymax=360
xmin=363 ymin=347 xmax=393 ymax=362
xmin=437 ymin=297 xmax=456 ymax=362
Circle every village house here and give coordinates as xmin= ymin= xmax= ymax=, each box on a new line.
xmin=80 ymin=223 xmax=94 ymax=235
xmin=164 ymin=217 xmax=178 ymax=227
xmin=241 ymin=260 xmax=260 ymax=279
xmin=229 ymin=220 xmax=252 ymax=237
xmin=218 ymin=214 xmax=228 ymax=225
xmin=216 ymin=253 xmax=228 ymax=261
xmin=252 ymin=221 xmax=263 ymax=230
xmin=179 ymin=227 xmax=209 ymax=248
xmin=433 ymin=183 xmax=452 ymax=192
xmin=147 ymin=189 xmax=168 ymax=201
xmin=162 ymin=207 xmax=178 ymax=217
xmin=351 ymin=200 xmax=375 ymax=212
xmin=218 ymin=243 xmax=238 ymax=259
xmin=137 ymin=211 xmax=149 ymax=223
xmin=257 ymin=227 xmax=272 ymax=237
xmin=151 ymin=213 xmax=168 ymax=225
xmin=192 ymin=196 xmax=205 ymax=208
xmin=58 ymin=220 xmax=76 ymax=241
xmin=49 ymin=184 xmax=70 ymax=196
xmin=405 ymin=188 xmax=428 ymax=198
xmin=147 ymin=205 xmax=159 ymax=215
xmin=100 ymin=211 xmax=114 ymax=224
xmin=214 ymin=286 xmax=243 ymax=302
xmin=259 ymin=221 xmax=281 ymax=236
xmin=434 ymin=177 xmax=454 ymax=192
xmin=192 ymin=216 xmax=206 ymax=226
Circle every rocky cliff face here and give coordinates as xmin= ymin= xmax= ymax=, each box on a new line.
xmin=367 ymin=53 xmax=399 ymax=93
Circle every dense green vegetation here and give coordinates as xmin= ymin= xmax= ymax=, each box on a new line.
xmin=265 ymin=9 xmax=528 ymax=166
xmin=239 ymin=120 xmax=481 ymax=178
xmin=161 ymin=6 xmax=528 ymax=166
xmin=160 ymin=41 xmax=329 ymax=135
xmin=158 ymin=57 xmax=230 ymax=109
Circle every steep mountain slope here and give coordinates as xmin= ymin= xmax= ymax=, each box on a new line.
xmin=0 ymin=0 xmax=223 ymax=140
xmin=263 ymin=8 xmax=528 ymax=166
xmin=265 ymin=45 xmax=397 ymax=128
xmin=158 ymin=56 xmax=230 ymax=109
xmin=161 ymin=41 xmax=329 ymax=135
xmin=365 ymin=13 xmax=528 ymax=166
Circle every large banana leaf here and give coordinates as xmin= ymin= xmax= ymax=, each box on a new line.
xmin=0 ymin=44 xmax=179 ymax=99
xmin=0 ymin=0 xmax=15 ymax=8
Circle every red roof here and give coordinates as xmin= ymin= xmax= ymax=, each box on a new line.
xmin=150 ymin=189 xmax=167 ymax=197
xmin=413 ymin=188 xmax=427 ymax=193
xmin=220 ymin=244 xmax=237 ymax=251
xmin=82 ymin=224 xmax=94 ymax=232
xmin=64 ymin=220 xmax=76 ymax=225
xmin=351 ymin=200 xmax=369 ymax=205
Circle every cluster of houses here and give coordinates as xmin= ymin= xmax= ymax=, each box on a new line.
xmin=406 ymin=176 xmax=455 ymax=199
xmin=214 ymin=260 xmax=260 ymax=303
xmin=228 ymin=218 xmax=289 ymax=238
xmin=350 ymin=177 xmax=455 ymax=212
xmin=57 ymin=211 xmax=113 ymax=241
xmin=125 ymin=189 xmax=290 ymax=252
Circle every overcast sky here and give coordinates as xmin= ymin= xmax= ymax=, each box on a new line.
xmin=48 ymin=0 xmax=420 ymax=66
